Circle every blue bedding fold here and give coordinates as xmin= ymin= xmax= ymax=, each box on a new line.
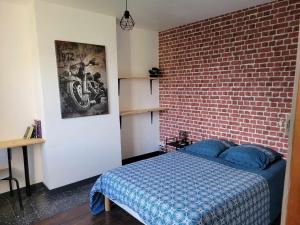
xmin=90 ymin=177 xmax=104 ymax=215
xmin=90 ymin=151 xmax=285 ymax=225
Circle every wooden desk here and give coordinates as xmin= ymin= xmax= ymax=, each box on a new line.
xmin=0 ymin=138 xmax=45 ymax=196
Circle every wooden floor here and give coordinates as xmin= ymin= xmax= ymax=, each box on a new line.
xmin=34 ymin=203 xmax=281 ymax=225
xmin=34 ymin=203 xmax=142 ymax=225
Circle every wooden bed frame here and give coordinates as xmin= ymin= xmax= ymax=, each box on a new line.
xmin=104 ymin=196 xmax=146 ymax=224
xmin=104 ymin=196 xmax=111 ymax=212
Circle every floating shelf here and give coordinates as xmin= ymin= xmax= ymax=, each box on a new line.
xmin=0 ymin=138 xmax=45 ymax=149
xmin=118 ymin=76 xmax=160 ymax=80
xmin=119 ymin=107 xmax=168 ymax=128
xmin=120 ymin=107 xmax=167 ymax=116
xmin=118 ymin=76 xmax=160 ymax=95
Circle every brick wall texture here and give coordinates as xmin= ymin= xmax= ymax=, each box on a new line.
xmin=159 ymin=0 xmax=300 ymax=156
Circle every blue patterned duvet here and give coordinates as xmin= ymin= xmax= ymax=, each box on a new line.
xmin=90 ymin=151 xmax=270 ymax=225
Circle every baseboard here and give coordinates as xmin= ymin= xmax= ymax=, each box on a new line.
xmin=48 ymin=175 xmax=100 ymax=194
xmin=122 ymin=151 xmax=162 ymax=165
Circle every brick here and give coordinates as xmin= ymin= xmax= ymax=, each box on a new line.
xmin=159 ymin=0 xmax=299 ymax=155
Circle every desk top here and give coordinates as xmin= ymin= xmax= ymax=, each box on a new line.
xmin=0 ymin=138 xmax=45 ymax=149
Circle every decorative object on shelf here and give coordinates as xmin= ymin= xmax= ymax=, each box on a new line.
xmin=148 ymin=67 xmax=161 ymax=77
xmin=165 ymin=130 xmax=192 ymax=151
xmin=179 ymin=130 xmax=189 ymax=143
xmin=34 ymin=119 xmax=42 ymax=138
xmin=23 ymin=126 xmax=33 ymax=139
xmin=23 ymin=119 xmax=43 ymax=139
xmin=120 ymin=0 xmax=135 ymax=30
xmin=55 ymin=41 xmax=108 ymax=119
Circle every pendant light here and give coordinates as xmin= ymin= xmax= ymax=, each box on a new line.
xmin=120 ymin=0 xmax=135 ymax=30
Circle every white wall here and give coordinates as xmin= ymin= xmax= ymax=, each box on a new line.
xmin=0 ymin=0 xmax=123 ymax=193
xmin=117 ymin=27 xmax=160 ymax=159
xmin=0 ymin=1 xmax=43 ymax=193
xmin=34 ymin=0 xmax=122 ymax=189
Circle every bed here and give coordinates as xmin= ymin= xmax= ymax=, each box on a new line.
xmin=90 ymin=150 xmax=285 ymax=225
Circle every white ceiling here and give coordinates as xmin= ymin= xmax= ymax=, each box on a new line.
xmin=7 ymin=0 xmax=273 ymax=31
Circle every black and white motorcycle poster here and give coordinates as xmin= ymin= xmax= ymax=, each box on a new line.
xmin=55 ymin=40 xmax=108 ymax=119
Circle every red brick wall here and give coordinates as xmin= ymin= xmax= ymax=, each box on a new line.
xmin=159 ymin=0 xmax=300 ymax=156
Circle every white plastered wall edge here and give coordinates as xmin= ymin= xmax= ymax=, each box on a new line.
xmin=27 ymin=0 xmax=47 ymax=187
xmin=280 ymin=21 xmax=300 ymax=225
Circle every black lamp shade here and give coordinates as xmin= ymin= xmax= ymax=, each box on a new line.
xmin=120 ymin=10 xmax=135 ymax=30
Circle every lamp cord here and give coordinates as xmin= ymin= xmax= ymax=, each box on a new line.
xmin=126 ymin=0 xmax=128 ymax=10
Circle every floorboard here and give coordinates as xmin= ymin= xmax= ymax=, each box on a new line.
xmin=33 ymin=203 xmax=142 ymax=225
xmin=35 ymin=202 xmax=281 ymax=225
xmin=0 ymin=181 xmax=94 ymax=225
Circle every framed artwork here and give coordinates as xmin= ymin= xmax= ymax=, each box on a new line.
xmin=55 ymin=40 xmax=109 ymax=119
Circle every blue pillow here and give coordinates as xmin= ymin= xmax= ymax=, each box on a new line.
xmin=184 ymin=139 xmax=236 ymax=157
xmin=219 ymin=144 xmax=283 ymax=169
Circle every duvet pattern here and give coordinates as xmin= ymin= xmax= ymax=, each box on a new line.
xmin=90 ymin=151 xmax=270 ymax=225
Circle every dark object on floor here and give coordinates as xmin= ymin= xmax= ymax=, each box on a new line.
xmin=1 ymin=148 xmax=23 ymax=210
xmin=148 ymin=67 xmax=161 ymax=77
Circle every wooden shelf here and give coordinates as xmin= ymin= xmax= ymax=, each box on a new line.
xmin=118 ymin=76 xmax=160 ymax=80
xmin=120 ymin=107 xmax=168 ymax=116
xmin=0 ymin=138 xmax=45 ymax=149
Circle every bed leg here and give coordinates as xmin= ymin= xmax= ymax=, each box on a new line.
xmin=104 ymin=196 xmax=111 ymax=212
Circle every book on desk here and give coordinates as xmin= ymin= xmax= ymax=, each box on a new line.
xmin=23 ymin=119 xmax=42 ymax=140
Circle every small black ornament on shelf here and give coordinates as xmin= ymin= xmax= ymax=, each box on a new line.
xmin=148 ymin=67 xmax=161 ymax=77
